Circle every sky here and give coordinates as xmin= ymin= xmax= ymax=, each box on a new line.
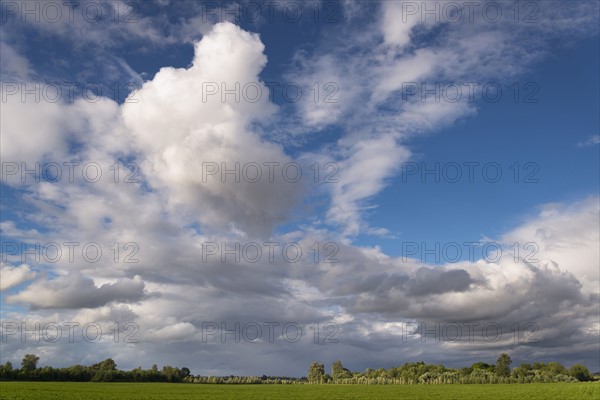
xmin=0 ymin=0 xmax=599 ymax=376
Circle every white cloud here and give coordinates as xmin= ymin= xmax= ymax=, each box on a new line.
xmin=122 ymin=22 xmax=303 ymax=238
xmin=502 ymin=197 xmax=600 ymax=293
xmin=327 ymin=136 xmax=411 ymax=236
xmin=1 ymin=0 xmax=211 ymax=49
xmin=380 ymin=1 xmax=430 ymax=49
xmin=145 ymin=322 xmax=197 ymax=343
xmin=577 ymin=135 xmax=600 ymax=147
xmin=0 ymin=263 xmax=36 ymax=290
xmin=0 ymin=95 xmax=80 ymax=166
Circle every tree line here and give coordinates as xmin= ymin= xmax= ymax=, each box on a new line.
xmin=0 ymin=354 xmax=191 ymax=383
xmin=0 ymin=353 xmax=596 ymax=384
xmin=308 ymin=354 xmax=596 ymax=384
xmin=0 ymin=354 xmax=302 ymax=384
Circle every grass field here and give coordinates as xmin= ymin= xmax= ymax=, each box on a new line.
xmin=1 ymin=382 xmax=599 ymax=400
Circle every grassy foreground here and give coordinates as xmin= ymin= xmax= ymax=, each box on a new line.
xmin=0 ymin=381 xmax=599 ymax=400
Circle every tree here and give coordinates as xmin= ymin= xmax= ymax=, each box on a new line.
xmin=331 ymin=360 xmax=343 ymax=379
xmin=547 ymin=362 xmax=567 ymax=376
xmin=512 ymin=363 xmax=533 ymax=380
xmin=162 ymin=365 xmax=182 ymax=382
xmin=569 ymin=364 xmax=593 ymax=382
xmin=496 ymin=353 xmax=512 ymax=377
xmin=471 ymin=362 xmax=493 ymax=371
xmin=0 ymin=361 xmax=14 ymax=379
xmin=21 ymin=354 xmax=39 ymax=373
xmin=308 ymin=362 xmax=324 ymax=383
xmin=92 ymin=370 xmax=115 ymax=382
xmin=331 ymin=360 xmax=351 ymax=380
xmin=95 ymin=358 xmax=117 ymax=371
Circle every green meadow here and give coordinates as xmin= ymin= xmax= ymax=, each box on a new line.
xmin=1 ymin=382 xmax=599 ymax=400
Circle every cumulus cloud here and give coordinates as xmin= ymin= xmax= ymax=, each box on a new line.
xmin=329 ymin=200 xmax=597 ymax=356
xmin=122 ymin=22 xmax=303 ymax=238
xmin=6 ymin=272 xmax=146 ymax=309
xmin=501 ymin=197 xmax=600 ymax=293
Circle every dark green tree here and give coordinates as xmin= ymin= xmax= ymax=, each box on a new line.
xmin=162 ymin=365 xmax=182 ymax=382
xmin=547 ymin=362 xmax=567 ymax=375
xmin=21 ymin=354 xmax=39 ymax=373
xmin=0 ymin=361 xmax=14 ymax=379
xmin=471 ymin=362 xmax=493 ymax=371
xmin=496 ymin=353 xmax=512 ymax=377
xmin=95 ymin=358 xmax=117 ymax=370
xmin=569 ymin=363 xmax=593 ymax=382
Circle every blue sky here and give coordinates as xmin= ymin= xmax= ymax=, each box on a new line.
xmin=1 ymin=1 xmax=599 ymax=376
xmin=366 ymin=35 xmax=600 ymax=258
